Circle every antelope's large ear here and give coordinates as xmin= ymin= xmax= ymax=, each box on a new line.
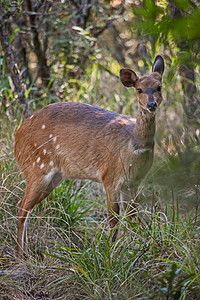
xmin=152 ymin=55 xmax=164 ymax=75
xmin=120 ymin=69 xmax=138 ymax=87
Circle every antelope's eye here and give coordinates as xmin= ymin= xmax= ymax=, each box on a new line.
xmin=137 ymin=88 xmax=143 ymax=94
xmin=157 ymin=86 xmax=162 ymax=92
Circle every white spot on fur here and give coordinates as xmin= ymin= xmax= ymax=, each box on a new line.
xmin=37 ymin=157 xmax=40 ymax=163
xmin=49 ymin=134 xmax=53 ymax=138
xmin=43 ymin=149 xmax=47 ymax=155
xmin=40 ymin=163 xmax=44 ymax=169
xmin=56 ymin=144 xmax=60 ymax=150
xmin=34 ymin=143 xmax=37 ymax=147
xmin=45 ymin=168 xmax=56 ymax=184
xmin=49 ymin=161 xmax=54 ymax=167
xmin=133 ymin=149 xmax=151 ymax=155
xmin=53 ymin=137 xmax=57 ymax=143
xmin=30 ymin=115 xmax=34 ymax=119
xmin=33 ymin=162 xmax=35 ymax=167
xmin=45 ymin=168 xmax=63 ymax=188
xmin=42 ymin=124 xmax=46 ymax=129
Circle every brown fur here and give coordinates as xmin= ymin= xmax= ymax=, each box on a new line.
xmin=15 ymin=55 xmax=164 ymax=255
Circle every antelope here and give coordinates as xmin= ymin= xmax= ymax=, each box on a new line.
xmin=15 ymin=55 xmax=164 ymax=256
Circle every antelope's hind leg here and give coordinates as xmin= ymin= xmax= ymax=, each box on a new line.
xmin=17 ymin=182 xmax=49 ymax=256
xmin=17 ymin=171 xmax=63 ymax=256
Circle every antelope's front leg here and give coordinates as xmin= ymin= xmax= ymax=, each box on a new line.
xmin=103 ymin=184 xmax=120 ymax=242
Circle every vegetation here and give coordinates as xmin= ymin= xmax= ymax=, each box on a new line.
xmin=0 ymin=0 xmax=200 ymax=299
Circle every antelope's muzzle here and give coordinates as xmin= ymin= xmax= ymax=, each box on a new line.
xmin=146 ymin=88 xmax=158 ymax=112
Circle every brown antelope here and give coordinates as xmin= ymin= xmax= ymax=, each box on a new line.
xmin=15 ymin=55 xmax=164 ymax=256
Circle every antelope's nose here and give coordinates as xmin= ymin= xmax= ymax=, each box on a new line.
xmin=147 ymin=101 xmax=157 ymax=112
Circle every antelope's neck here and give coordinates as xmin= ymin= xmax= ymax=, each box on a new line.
xmin=134 ymin=107 xmax=156 ymax=149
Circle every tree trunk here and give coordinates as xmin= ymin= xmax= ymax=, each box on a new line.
xmin=26 ymin=0 xmax=51 ymax=88
xmin=0 ymin=15 xmax=31 ymax=118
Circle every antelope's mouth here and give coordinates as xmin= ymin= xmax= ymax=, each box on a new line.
xmin=147 ymin=101 xmax=158 ymax=112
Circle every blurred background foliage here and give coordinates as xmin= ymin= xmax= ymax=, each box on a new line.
xmin=0 ymin=0 xmax=200 ymax=208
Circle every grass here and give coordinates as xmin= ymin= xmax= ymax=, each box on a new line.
xmin=1 ymin=97 xmax=200 ymax=299
xmin=1 ymin=167 xmax=200 ymax=300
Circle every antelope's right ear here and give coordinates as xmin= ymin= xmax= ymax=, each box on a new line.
xmin=120 ymin=69 xmax=138 ymax=87
xmin=152 ymin=55 xmax=164 ymax=75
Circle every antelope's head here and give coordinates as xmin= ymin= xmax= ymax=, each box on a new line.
xmin=120 ymin=55 xmax=165 ymax=113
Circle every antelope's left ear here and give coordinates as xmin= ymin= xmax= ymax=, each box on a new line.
xmin=120 ymin=69 xmax=138 ymax=87
xmin=152 ymin=55 xmax=165 ymax=75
